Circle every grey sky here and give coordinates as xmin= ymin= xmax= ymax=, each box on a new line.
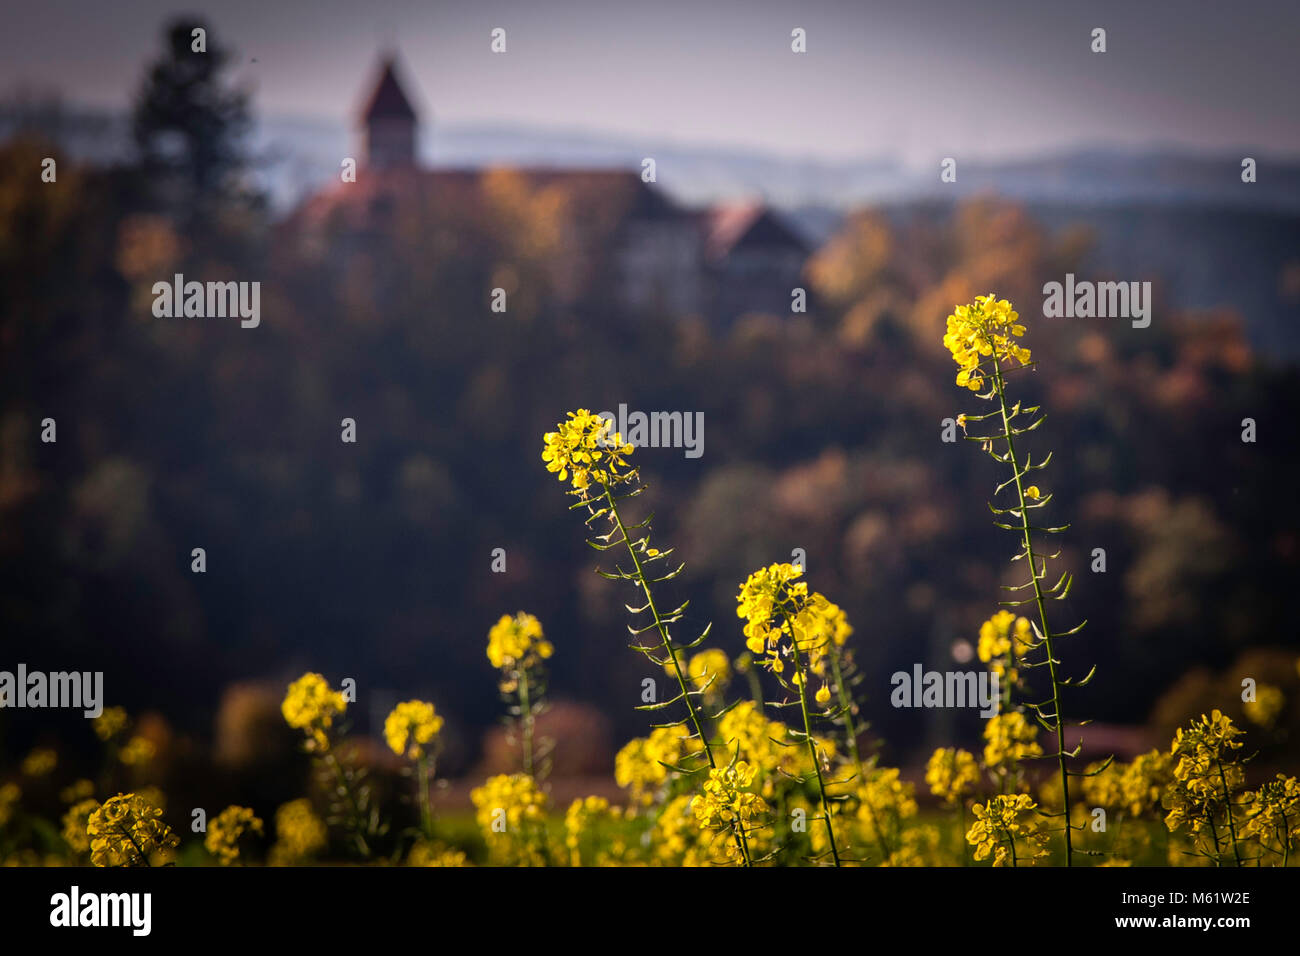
xmin=2 ymin=0 xmax=1297 ymax=166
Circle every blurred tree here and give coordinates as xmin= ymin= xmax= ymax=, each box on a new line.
xmin=132 ymin=19 xmax=252 ymax=216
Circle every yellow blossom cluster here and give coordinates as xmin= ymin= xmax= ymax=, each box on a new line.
xmin=21 ymin=748 xmax=57 ymax=777
xmin=1241 ymin=775 xmax=1300 ymax=857
xmin=0 ymin=782 xmax=21 ymax=828
xmin=270 ymin=799 xmax=327 ymax=864
xmin=736 ymin=562 xmax=843 ymax=704
xmin=86 ymin=792 xmax=179 ymax=867
xmin=674 ymin=648 xmax=731 ymax=703
xmin=943 ymin=293 xmax=1031 ymax=392
xmin=982 ymin=711 xmax=1042 ymax=772
xmin=976 ymin=610 xmax=1032 ymax=683
xmin=1164 ymin=710 xmax=1245 ymax=837
xmin=470 ymin=773 xmax=550 ymax=866
xmin=281 ymin=672 xmax=347 ymax=750
xmin=541 ymin=408 xmax=634 ymax=494
xmin=564 ymin=795 xmax=625 ymax=866
xmin=925 ymin=747 xmax=980 ymax=806
xmin=856 ymin=767 xmax=919 ymax=850
xmin=61 ymin=798 xmax=99 ymax=855
xmin=691 ymin=761 xmax=769 ymax=862
xmin=92 ymin=706 xmax=129 ymax=742
xmin=614 ymin=726 xmax=704 ymax=806
xmin=486 ymin=611 xmax=553 ymax=674
xmin=119 ymin=735 xmax=156 ymax=766
xmin=384 ymin=699 xmax=444 ymax=759
xmin=966 ymin=793 xmax=1049 ymax=866
xmin=204 ymin=805 xmax=263 ymax=866
xmin=1243 ymin=684 xmax=1285 ymax=728
xmin=407 ymin=841 xmax=471 ymax=867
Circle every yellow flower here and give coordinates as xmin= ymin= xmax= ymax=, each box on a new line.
xmin=1243 ymin=685 xmax=1284 ymax=729
xmin=384 ymin=700 xmax=444 ymax=759
xmin=691 ymin=761 xmax=770 ymax=861
xmin=119 ymin=735 xmax=156 ymax=766
xmin=736 ymin=563 xmax=848 ymax=689
xmin=1024 ymin=485 xmax=1041 ymax=499
xmin=856 ymin=767 xmax=919 ymax=844
xmin=564 ymin=795 xmax=624 ymax=866
xmin=1240 ymin=775 xmax=1300 ymax=858
xmin=486 ymin=611 xmax=553 ymax=672
xmin=204 ymin=805 xmax=264 ymax=866
xmin=925 ymin=747 xmax=981 ymax=805
xmin=1118 ymin=749 xmax=1173 ymax=817
xmin=541 ymin=408 xmax=635 ymax=494
xmin=815 ymin=684 xmax=832 ymax=706
xmin=982 ymin=711 xmax=1042 ymax=772
xmin=966 ymin=793 xmax=1049 ymax=866
xmin=407 ymin=841 xmax=472 ymax=867
xmin=943 ymin=294 xmax=1031 ymax=392
xmin=1080 ymin=759 xmax=1125 ymax=809
xmin=651 ymin=794 xmax=705 ymax=866
xmin=470 ymin=773 xmax=550 ymax=866
xmin=281 ymin=672 xmax=347 ymax=750
xmin=680 ymin=648 xmax=731 ymax=701
xmin=61 ymin=798 xmax=99 ymax=855
xmin=1163 ymin=710 xmax=1246 ymax=844
xmin=87 ymin=792 xmax=179 ymax=867
xmin=615 ymin=726 xmax=705 ymax=805
xmin=270 ymin=799 xmax=327 ymax=864
xmin=21 ymin=748 xmax=57 ymax=777
xmin=0 ymin=782 xmax=21 ymax=827
xmin=93 ymin=706 xmax=129 ymax=742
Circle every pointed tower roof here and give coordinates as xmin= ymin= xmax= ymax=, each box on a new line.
xmin=362 ymin=58 xmax=417 ymax=122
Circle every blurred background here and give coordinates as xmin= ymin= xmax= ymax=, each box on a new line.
xmin=1 ymin=1 xmax=1298 ymax=816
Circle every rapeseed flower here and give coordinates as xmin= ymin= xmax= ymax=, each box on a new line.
xmin=943 ymin=293 xmax=1030 ymax=392
xmin=486 ymin=612 xmax=552 ymax=672
xmin=205 ymin=805 xmax=263 ymax=866
xmin=281 ymin=672 xmax=347 ymax=751
xmin=925 ymin=747 xmax=980 ymax=806
xmin=541 ymin=409 xmax=634 ymax=494
xmin=87 ymin=792 xmax=179 ymax=867
xmin=384 ymin=699 xmax=444 ymax=759
xmin=966 ymin=793 xmax=1049 ymax=866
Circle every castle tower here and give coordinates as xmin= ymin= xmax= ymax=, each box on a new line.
xmin=361 ymin=57 xmax=418 ymax=169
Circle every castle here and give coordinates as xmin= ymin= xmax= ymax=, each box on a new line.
xmin=291 ymin=56 xmax=810 ymax=322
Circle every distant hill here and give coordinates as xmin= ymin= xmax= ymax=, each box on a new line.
xmin=5 ymin=101 xmax=1298 ymax=215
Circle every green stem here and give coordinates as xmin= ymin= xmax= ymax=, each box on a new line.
xmin=1214 ymin=756 xmax=1243 ymax=867
xmin=518 ymin=668 xmax=535 ymax=778
xmin=991 ymin=360 xmax=1073 ymax=866
xmin=781 ymin=606 xmax=842 ymax=867
xmin=1207 ymin=811 xmax=1224 ymax=866
xmin=417 ymin=753 xmax=434 ymax=839
xmin=323 ymin=748 xmax=371 ymax=858
xmin=600 ymin=483 xmax=752 ymax=867
xmin=829 ymin=647 xmax=864 ymax=779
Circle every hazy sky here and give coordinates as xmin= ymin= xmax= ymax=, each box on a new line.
xmin=3 ymin=0 xmax=1297 ymax=166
